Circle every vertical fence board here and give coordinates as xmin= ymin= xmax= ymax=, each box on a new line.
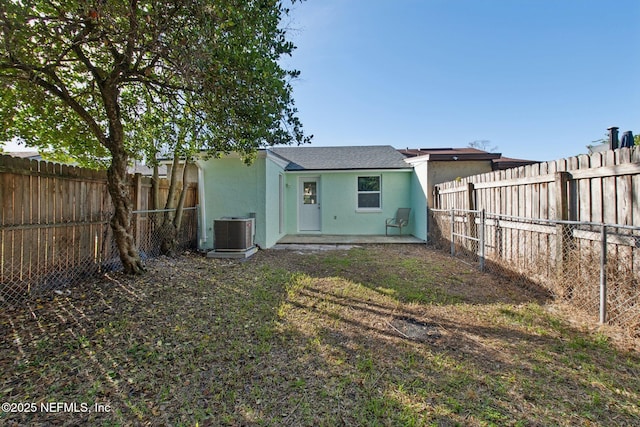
xmin=33 ymin=162 xmax=42 ymax=283
xmin=503 ymin=169 xmax=511 ymax=261
xmin=60 ymin=166 xmax=70 ymax=275
xmin=603 ymin=151 xmax=618 ymax=225
xmin=0 ymin=164 xmax=5 ymax=285
xmin=15 ymin=171 xmax=26 ymax=286
xmin=633 ymin=173 xmax=640 ymax=227
xmin=43 ymin=162 xmax=53 ymax=281
xmin=25 ymin=168 xmax=36 ymax=284
xmin=4 ymin=171 xmax=15 ymax=284
xmin=576 ymin=155 xmax=591 ymax=223
xmin=519 ymin=182 xmax=526 ymax=267
xmin=618 ymin=149 xmax=633 ymax=226
xmin=33 ymin=167 xmax=42 ymax=286
xmin=76 ymin=179 xmax=83 ymax=269
xmin=590 ymin=152 xmax=604 ymax=223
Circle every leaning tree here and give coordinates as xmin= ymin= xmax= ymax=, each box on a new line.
xmin=0 ymin=0 xmax=310 ymax=273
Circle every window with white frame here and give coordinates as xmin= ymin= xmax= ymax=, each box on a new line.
xmin=357 ymin=176 xmax=381 ymax=209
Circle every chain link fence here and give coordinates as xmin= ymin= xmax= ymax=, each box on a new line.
xmin=429 ymin=208 xmax=640 ymax=337
xmin=0 ymin=207 xmax=198 ymax=308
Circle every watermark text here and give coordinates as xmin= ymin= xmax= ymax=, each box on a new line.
xmin=2 ymin=401 xmax=111 ymax=414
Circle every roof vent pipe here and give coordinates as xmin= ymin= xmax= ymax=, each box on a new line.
xmin=608 ymin=126 xmax=619 ymax=150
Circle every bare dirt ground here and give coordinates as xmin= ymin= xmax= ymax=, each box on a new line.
xmin=1 ymin=244 xmax=639 ymax=426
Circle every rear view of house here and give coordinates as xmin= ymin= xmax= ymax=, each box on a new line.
xmin=196 ymin=146 xmax=423 ymax=249
xmin=194 ymin=145 xmax=529 ymax=251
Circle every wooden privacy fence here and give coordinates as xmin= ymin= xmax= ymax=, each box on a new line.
xmin=431 ymin=146 xmax=640 ymax=335
xmin=0 ymin=154 xmax=197 ymax=305
xmin=433 ymin=146 xmax=640 ymax=226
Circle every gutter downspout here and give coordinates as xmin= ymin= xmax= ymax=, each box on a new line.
xmin=195 ymin=160 xmax=207 ymax=250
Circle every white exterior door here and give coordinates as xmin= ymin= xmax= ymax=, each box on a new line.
xmin=299 ymin=178 xmax=321 ymax=231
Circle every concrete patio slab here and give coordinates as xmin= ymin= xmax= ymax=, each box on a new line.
xmin=271 ymin=244 xmax=359 ymax=251
xmin=276 ymin=234 xmax=425 ymax=245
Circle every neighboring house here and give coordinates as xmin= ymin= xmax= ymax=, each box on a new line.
xmin=491 ymin=156 xmax=539 ymax=171
xmin=194 ymin=145 xmax=536 ymax=251
xmin=6 ymin=151 xmax=43 ymax=161
xmin=398 ymin=148 xmax=502 ymax=209
xmin=398 ymin=147 xmax=538 ymax=171
xmin=587 ymin=142 xmax=609 ymax=154
xmin=128 ymin=160 xmax=168 ymax=178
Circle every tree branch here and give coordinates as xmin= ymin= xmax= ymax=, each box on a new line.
xmin=0 ymin=62 xmax=107 ymax=145
xmin=70 ymin=26 xmax=108 ymax=84
xmin=125 ymin=0 xmax=139 ymax=66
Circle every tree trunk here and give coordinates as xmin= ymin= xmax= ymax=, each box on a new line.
xmin=164 ymin=152 xmax=181 ymax=216
xmin=107 ymin=148 xmax=145 ymax=274
xmin=101 ymin=80 xmax=144 ymax=275
xmin=173 ymin=157 xmax=190 ymax=231
xmin=159 ymin=152 xmax=183 ymax=256
xmin=152 ymin=163 xmax=160 ymax=211
xmin=151 ymin=163 xmax=161 ymax=231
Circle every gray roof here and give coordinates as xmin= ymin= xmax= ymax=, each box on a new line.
xmin=269 ymin=145 xmax=411 ymax=171
xmin=6 ymin=151 xmax=42 ymax=160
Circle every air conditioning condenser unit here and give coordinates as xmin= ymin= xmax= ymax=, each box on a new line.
xmin=214 ymin=217 xmax=255 ymax=251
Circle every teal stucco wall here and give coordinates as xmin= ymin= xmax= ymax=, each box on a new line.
xmin=197 ymin=152 xmax=427 ymax=249
xmin=283 ymin=170 xmax=415 ymax=236
xmin=264 ymin=157 xmax=286 ymax=248
xmin=197 ymin=154 xmax=267 ymax=250
xmin=410 ymin=162 xmax=428 ymax=241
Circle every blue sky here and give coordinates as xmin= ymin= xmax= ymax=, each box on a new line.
xmin=4 ymin=1 xmax=638 ymax=163
xmin=282 ymin=0 xmax=640 ymax=161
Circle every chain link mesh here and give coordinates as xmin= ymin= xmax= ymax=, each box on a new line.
xmin=0 ymin=208 xmax=198 ymax=307
xmin=430 ymin=209 xmax=640 ymax=337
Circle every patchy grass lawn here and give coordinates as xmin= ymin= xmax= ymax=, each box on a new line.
xmin=1 ymin=245 xmax=639 ymax=426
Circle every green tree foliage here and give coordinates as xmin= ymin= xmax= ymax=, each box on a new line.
xmin=0 ymin=0 xmax=310 ymax=273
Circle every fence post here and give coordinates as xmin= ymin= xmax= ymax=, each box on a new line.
xmin=466 ymin=182 xmax=476 ymax=210
xmin=555 ymin=171 xmax=572 ymax=293
xmin=599 ymin=224 xmax=607 ymax=324
xmin=467 ymin=183 xmax=477 ymax=251
xmin=479 ymin=209 xmax=485 ymax=272
xmin=133 ymin=173 xmax=143 ymax=247
xmin=450 ymin=208 xmax=455 ymax=256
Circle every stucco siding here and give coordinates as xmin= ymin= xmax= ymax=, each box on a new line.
xmin=410 ymin=162 xmax=428 ymax=240
xmin=282 ymin=174 xmax=298 ymax=234
xmin=284 ymin=171 xmax=413 ymax=236
xmin=264 ymin=158 xmax=286 ymax=248
xmin=196 ymin=154 xmax=492 ymax=248
xmin=425 ymin=160 xmax=493 ymax=207
xmin=199 ymin=155 xmax=267 ymax=250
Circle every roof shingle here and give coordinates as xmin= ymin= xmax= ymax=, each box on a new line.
xmin=269 ymin=145 xmax=411 ymax=171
